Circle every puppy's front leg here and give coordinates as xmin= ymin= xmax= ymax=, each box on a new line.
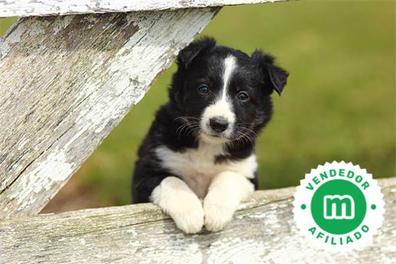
xmin=151 ymin=176 xmax=204 ymax=234
xmin=204 ymin=171 xmax=254 ymax=231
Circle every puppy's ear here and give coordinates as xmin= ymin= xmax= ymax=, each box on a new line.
xmin=177 ymin=37 xmax=216 ymax=69
xmin=251 ymin=50 xmax=289 ymax=95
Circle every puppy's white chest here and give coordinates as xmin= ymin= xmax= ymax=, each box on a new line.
xmin=155 ymin=143 xmax=257 ymax=198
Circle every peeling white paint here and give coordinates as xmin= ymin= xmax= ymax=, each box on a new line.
xmin=126 ymin=228 xmax=138 ymax=236
xmin=28 ymin=24 xmax=46 ymax=37
xmin=52 ymin=16 xmax=73 ymax=34
xmin=17 ymin=137 xmax=29 ymax=151
xmin=0 ymin=8 xmax=217 ymax=218
xmin=246 ymin=211 xmax=267 ymax=219
xmin=8 ymin=149 xmax=73 ymax=211
xmin=0 ymin=0 xmax=280 ymax=18
xmin=79 ymin=238 xmax=86 ymax=246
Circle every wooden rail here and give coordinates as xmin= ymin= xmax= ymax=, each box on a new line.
xmin=0 ymin=177 xmax=395 ymax=263
xmin=0 ymin=0 xmax=279 ymax=18
xmin=0 ymin=7 xmax=220 ymax=219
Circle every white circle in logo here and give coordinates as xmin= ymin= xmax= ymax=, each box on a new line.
xmin=293 ymin=161 xmax=384 ymax=251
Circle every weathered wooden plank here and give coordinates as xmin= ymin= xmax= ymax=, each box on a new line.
xmin=0 ymin=8 xmax=220 ymax=219
xmin=0 ymin=178 xmax=394 ymax=264
xmin=0 ymin=0 xmax=281 ymax=18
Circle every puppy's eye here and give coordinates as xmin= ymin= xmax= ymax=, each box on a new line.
xmin=237 ymin=91 xmax=250 ymax=102
xmin=197 ymin=84 xmax=209 ymax=94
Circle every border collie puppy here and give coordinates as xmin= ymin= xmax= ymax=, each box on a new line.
xmin=132 ymin=38 xmax=288 ymax=233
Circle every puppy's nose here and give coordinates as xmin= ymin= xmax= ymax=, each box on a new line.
xmin=209 ymin=117 xmax=229 ymax=133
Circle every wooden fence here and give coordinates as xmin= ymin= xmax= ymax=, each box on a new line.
xmin=1 ymin=178 xmax=395 ymax=263
xmin=0 ymin=0 xmax=394 ymax=263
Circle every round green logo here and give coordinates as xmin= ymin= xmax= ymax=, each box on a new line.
xmin=311 ymin=180 xmax=366 ymax=234
xmin=293 ymin=161 xmax=384 ymax=251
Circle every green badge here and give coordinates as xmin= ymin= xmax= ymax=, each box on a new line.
xmin=293 ymin=161 xmax=384 ymax=251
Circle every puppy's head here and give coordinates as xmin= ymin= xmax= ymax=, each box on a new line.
xmin=170 ymin=38 xmax=288 ymax=144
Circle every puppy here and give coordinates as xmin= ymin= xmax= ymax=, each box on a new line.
xmin=132 ymin=38 xmax=288 ymax=233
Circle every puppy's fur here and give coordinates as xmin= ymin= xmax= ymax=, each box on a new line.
xmin=132 ymin=38 xmax=288 ymax=233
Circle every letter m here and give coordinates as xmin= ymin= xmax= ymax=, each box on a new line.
xmin=323 ymin=195 xmax=355 ymax=220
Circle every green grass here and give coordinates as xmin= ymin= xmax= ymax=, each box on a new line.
xmin=0 ymin=18 xmax=15 ymax=33
xmin=1 ymin=1 xmax=395 ymax=206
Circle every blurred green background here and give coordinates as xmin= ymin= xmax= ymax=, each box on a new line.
xmin=1 ymin=0 xmax=395 ymax=211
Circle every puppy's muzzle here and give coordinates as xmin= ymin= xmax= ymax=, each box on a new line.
xmin=209 ymin=116 xmax=229 ymax=133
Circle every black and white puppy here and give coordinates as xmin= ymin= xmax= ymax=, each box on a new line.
xmin=132 ymin=38 xmax=288 ymax=233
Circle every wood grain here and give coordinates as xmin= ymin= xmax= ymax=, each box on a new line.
xmin=0 ymin=8 xmax=219 ymax=219
xmin=0 ymin=178 xmax=394 ymax=263
xmin=0 ymin=0 xmax=280 ymax=18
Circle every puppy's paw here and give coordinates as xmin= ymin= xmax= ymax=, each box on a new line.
xmin=172 ymin=207 xmax=204 ymax=234
xmin=169 ymin=197 xmax=204 ymax=234
xmin=204 ymin=202 xmax=234 ymax=232
xmin=151 ymin=177 xmax=204 ymax=234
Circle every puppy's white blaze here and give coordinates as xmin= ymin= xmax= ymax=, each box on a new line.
xmin=221 ymin=55 xmax=237 ymax=101
xmin=201 ymin=55 xmax=237 ymax=139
